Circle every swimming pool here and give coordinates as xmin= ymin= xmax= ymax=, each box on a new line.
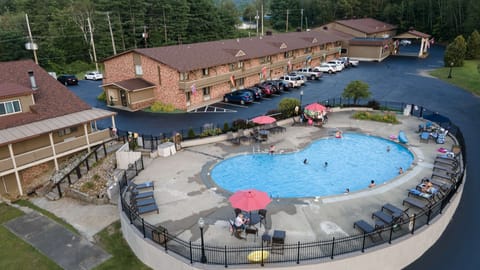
xmin=210 ymin=133 xmax=414 ymax=198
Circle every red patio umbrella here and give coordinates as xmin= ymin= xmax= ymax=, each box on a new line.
xmin=229 ymin=189 xmax=271 ymax=212
xmin=251 ymin=115 xmax=276 ymax=125
xmin=304 ymin=103 xmax=327 ymax=119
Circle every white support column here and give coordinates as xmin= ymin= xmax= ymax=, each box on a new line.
xmin=8 ymin=144 xmax=23 ymax=196
xmin=49 ymin=132 xmax=59 ymax=170
xmin=419 ymin=39 xmax=425 ymax=57
xmin=84 ymin=123 xmax=91 ymax=152
xmin=111 ymin=115 xmax=116 ymax=129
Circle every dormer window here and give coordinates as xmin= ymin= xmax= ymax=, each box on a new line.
xmin=0 ymin=100 xmax=22 ymax=116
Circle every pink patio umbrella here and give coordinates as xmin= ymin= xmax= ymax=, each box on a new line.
xmin=304 ymin=103 xmax=327 ymax=119
xmin=251 ymin=115 xmax=276 ymax=125
xmin=229 ymin=189 xmax=271 ymax=212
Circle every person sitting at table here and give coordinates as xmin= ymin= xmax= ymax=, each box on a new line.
xmin=235 ymin=213 xmax=249 ymax=230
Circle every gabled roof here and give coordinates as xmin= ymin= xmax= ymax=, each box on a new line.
xmin=104 ymin=31 xmax=345 ymax=73
xmin=0 ymin=60 xmax=92 ymax=130
xmin=102 ymin=78 xmax=155 ymax=92
xmin=395 ymin=30 xmax=431 ymax=39
xmin=0 ymin=82 xmax=33 ymax=99
xmin=335 ymin=18 xmax=396 ymax=34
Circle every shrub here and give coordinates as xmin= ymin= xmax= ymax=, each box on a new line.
xmin=200 ymin=128 xmax=222 ymax=137
xmin=232 ymin=119 xmax=247 ymax=131
xmin=278 ymin=98 xmax=300 ymax=118
xmin=352 ymin=111 xmax=400 ymax=124
xmin=223 ymin=122 xmax=230 ymax=132
xmin=97 ymin=91 xmax=106 ymax=102
xmin=188 ymin=128 xmax=196 ymax=138
xmin=149 ymin=101 xmax=176 ymax=113
xmin=82 ymin=181 xmax=95 ymax=190
xmin=367 ymin=100 xmax=380 ymax=110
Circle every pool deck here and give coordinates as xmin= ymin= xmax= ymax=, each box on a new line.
xmin=133 ymin=110 xmax=456 ymax=248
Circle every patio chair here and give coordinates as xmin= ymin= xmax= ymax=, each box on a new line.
xmin=381 ymin=203 xmax=408 ymax=221
xmin=403 ymin=197 xmax=430 ymax=210
xmin=258 ymin=209 xmax=267 ymax=228
xmin=130 ymin=181 xmax=154 ymax=192
xmin=132 ymin=191 xmax=154 ymax=201
xmin=228 ymin=219 xmax=245 ymax=239
xmin=354 ymin=220 xmax=383 ymax=242
xmin=237 ymin=129 xmax=250 ymax=143
xmin=419 ymin=132 xmax=430 ymax=143
xmin=432 ymin=171 xmax=456 ymax=183
xmin=134 ymin=197 xmax=156 ymax=208
xmin=135 ymin=203 xmax=159 ymax=215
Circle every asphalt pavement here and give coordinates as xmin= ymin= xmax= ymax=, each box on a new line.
xmin=70 ymin=44 xmax=480 ymax=269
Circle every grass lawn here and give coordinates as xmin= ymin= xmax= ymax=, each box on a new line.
xmin=93 ymin=221 xmax=151 ymax=270
xmin=0 ymin=203 xmax=62 ymax=270
xmin=429 ymin=59 xmax=480 ymax=96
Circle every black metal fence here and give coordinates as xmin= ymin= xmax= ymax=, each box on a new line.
xmin=116 ymin=100 xmax=466 ymax=267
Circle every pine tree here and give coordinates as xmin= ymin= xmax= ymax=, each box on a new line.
xmin=466 ymin=30 xmax=480 ymax=59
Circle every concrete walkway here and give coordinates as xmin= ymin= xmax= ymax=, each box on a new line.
xmin=4 ymin=211 xmax=111 ymax=270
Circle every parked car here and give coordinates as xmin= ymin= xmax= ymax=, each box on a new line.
xmin=254 ymin=83 xmax=274 ymax=96
xmin=400 ymin=39 xmax=411 ymax=46
xmin=295 ymin=68 xmax=323 ymax=80
xmin=244 ymin=87 xmax=264 ymax=100
xmin=288 ymin=73 xmax=306 ymax=86
xmin=327 ymin=60 xmax=344 ymax=72
xmin=57 ymin=74 xmax=79 ymax=85
xmin=84 ymin=71 xmax=103 ymax=80
xmin=278 ymin=75 xmax=302 ymax=88
xmin=262 ymin=80 xmax=289 ymax=92
xmin=313 ymin=63 xmax=336 ymax=74
xmin=339 ymin=57 xmax=359 ymax=67
xmin=223 ymin=90 xmax=254 ymax=105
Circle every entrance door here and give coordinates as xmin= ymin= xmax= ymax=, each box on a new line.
xmin=120 ymin=90 xmax=128 ymax=107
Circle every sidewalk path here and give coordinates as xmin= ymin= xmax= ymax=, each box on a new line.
xmin=4 ymin=211 xmax=111 ymax=270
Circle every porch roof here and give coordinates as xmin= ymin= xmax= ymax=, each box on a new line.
xmin=0 ymin=108 xmax=116 ymax=146
xmin=395 ymin=30 xmax=431 ymax=39
xmin=101 ymin=78 xmax=155 ymax=92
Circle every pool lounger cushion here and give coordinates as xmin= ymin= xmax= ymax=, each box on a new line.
xmin=354 ymin=220 xmax=376 ymax=234
xmin=408 ymin=188 xmax=433 ymax=199
xmin=137 ymin=203 xmax=159 ymax=215
xmin=133 ymin=191 xmax=154 ymax=200
xmin=372 ymin=210 xmax=395 ymax=224
xmin=135 ymin=197 xmax=156 ymax=207
xmin=403 ymin=197 xmax=428 ymax=209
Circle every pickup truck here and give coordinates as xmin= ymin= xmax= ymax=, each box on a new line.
xmin=294 ymin=68 xmax=323 ymax=80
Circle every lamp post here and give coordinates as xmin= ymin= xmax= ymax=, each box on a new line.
xmin=198 ymin=217 xmax=207 ymax=263
xmin=300 ymin=90 xmax=304 ymax=110
xmin=448 ymin=62 xmax=453 ymax=79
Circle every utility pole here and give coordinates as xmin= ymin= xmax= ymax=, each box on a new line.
xmin=107 ymin=13 xmax=117 ymax=55
xmin=142 ymin=25 xmax=148 ymax=48
xmin=163 ymin=7 xmax=167 ymax=43
xmin=300 ymin=9 xmax=304 ymax=31
xmin=261 ymin=4 xmax=264 ymax=36
xmin=25 ymin=14 xmax=38 ymax=64
xmin=305 ymin=17 xmax=308 ymax=30
xmin=286 ymin=9 xmax=289 ymax=32
xmin=255 ymin=10 xmax=259 ymax=36
xmin=87 ymin=17 xmax=99 ymax=71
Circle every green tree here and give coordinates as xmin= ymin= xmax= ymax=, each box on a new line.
xmin=342 ymin=80 xmax=371 ymax=104
xmin=444 ymin=35 xmax=467 ymax=67
xmin=466 ymin=30 xmax=480 ymax=59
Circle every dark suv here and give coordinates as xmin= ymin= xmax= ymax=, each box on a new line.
xmin=57 ymin=75 xmax=79 ymax=85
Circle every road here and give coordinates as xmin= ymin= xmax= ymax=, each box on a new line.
xmin=70 ymin=45 xmax=480 ymax=269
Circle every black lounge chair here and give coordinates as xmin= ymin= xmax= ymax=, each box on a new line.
xmin=133 ymin=191 xmax=154 ymax=201
xmin=131 ymin=181 xmax=154 ymax=191
xmin=403 ymin=197 xmax=429 ymax=209
xmin=136 ymin=203 xmax=159 ymax=215
xmin=134 ymin=197 xmax=156 ymax=207
xmin=428 ymin=178 xmax=453 ymax=191
xmin=381 ymin=203 xmax=407 ymax=221
xmin=432 ymin=171 xmax=456 ymax=182
xmin=354 ymin=220 xmax=383 ymax=241
xmin=372 ymin=210 xmax=396 ymax=225
xmin=434 ymin=163 xmax=458 ymax=173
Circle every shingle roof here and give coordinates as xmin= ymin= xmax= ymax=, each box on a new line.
xmin=0 ymin=82 xmax=33 ymax=99
xmin=0 ymin=60 xmax=92 ymax=130
xmin=106 ymin=31 xmax=345 ymax=73
xmin=349 ymin=37 xmax=390 ymax=46
xmin=102 ymin=78 xmax=155 ymax=92
xmin=336 ymin=18 xmax=396 ymax=34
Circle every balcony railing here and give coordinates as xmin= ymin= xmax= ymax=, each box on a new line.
xmin=0 ymin=129 xmax=112 ymax=174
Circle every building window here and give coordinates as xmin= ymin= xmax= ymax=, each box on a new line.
xmin=260 ymin=55 xmax=271 ymax=63
xmin=304 ymin=47 xmax=312 ymax=53
xmin=283 ymin=51 xmax=293 ymax=58
xmin=202 ymin=68 xmax=209 ymax=76
xmin=229 ymin=63 xmax=235 ymax=71
xmin=57 ymin=126 xmax=78 ymax=137
xmin=180 ymin=72 xmax=189 ymax=81
xmin=237 ymin=61 xmax=244 ymax=69
xmin=186 ymin=91 xmax=191 ymax=103
xmin=235 ymin=77 xmax=244 ymax=88
xmin=0 ymin=100 xmax=22 ymax=116
xmin=133 ymin=54 xmax=143 ymax=76
xmin=203 ymin=87 xmax=210 ymax=101
xmin=320 ymin=44 xmax=325 ymax=50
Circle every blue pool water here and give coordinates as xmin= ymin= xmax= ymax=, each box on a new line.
xmin=211 ymin=133 xmax=414 ymax=198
